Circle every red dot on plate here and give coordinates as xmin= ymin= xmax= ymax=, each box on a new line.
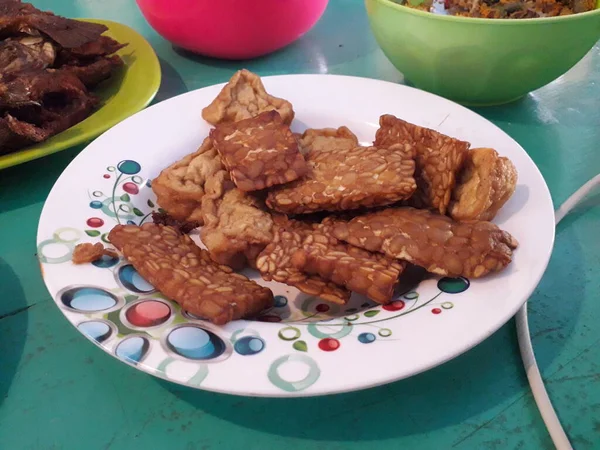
xmin=315 ymin=303 xmax=330 ymax=313
xmin=318 ymin=338 xmax=340 ymax=351
xmin=432 ymin=308 xmax=442 ymax=315
xmin=383 ymin=300 xmax=405 ymax=312
xmin=122 ymin=182 xmax=139 ymax=195
xmin=103 ymin=174 xmax=110 ymax=179
xmin=126 ymin=301 xmax=171 ymax=327
xmin=86 ymin=217 xmax=104 ymax=228
xmin=259 ymin=315 xmax=281 ymax=323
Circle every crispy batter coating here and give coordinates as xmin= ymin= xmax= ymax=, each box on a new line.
xmin=256 ymin=218 xmax=351 ymax=305
xmin=151 ymin=211 xmax=199 ymax=234
xmin=151 ymin=137 xmax=223 ymax=224
xmin=450 ymin=148 xmax=518 ymax=221
xmin=72 ymin=242 xmax=117 ymax=264
xmin=210 ymin=110 xmax=307 ymax=192
xmin=266 ymin=144 xmax=417 ymax=214
xmin=374 ymin=114 xmax=469 ymax=215
xmin=298 ymin=126 xmax=359 ymax=154
xmin=293 ymin=221 xmax=405 ymax=304
xmin=108 ymin=223 xmax=273 ymax=325
xmin=331 ymin=207 xmax=518 ymax=279
xmin=202 ymin=69 xmax=295 ymax=126
xmin=200 ymin=170 xmax=274 ymax=270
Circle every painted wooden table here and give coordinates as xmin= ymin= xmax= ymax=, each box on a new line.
xmin=1 ymin=1 xmax=599 ymax=449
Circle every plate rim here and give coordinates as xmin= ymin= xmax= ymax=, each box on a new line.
xmin=37 ymin=73 xmax=556 ymax=397
xmin=0 ymin=18 xmax=161 ymax=171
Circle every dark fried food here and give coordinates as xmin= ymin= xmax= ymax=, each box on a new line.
xmin=298 ymin=126 xmax=359 ymax=154
xmin=58 ymin=54 xmax=123 ymax=89
xmin=202 ymin=69 xmax=294 ymax=126
xmin=294 ymin=220 xmax=405 ymax=304
xmin=0 ymin=37 xmax=55 ymax=75
xmin=72 ymin=242 xmax=117 ymax=264
xmin=109 ymin=223 xmax=273 ymax=325
xmin=256 ymin=217 xmax=351 ymax=304
xmin=151 ymin=137 xmax=224 ymax=224
xmin=266 ymin=144 xmax=417 ymax=214
xmin=151 ymin=210 xmax=199 ymax=234
xmin=210 ymin=110 xmax=307 ymax=192
xmin=331 ymin=207 xmax=518 ymax=279
xmin=374 ymin=114 xmax=469 ymax=215
xmin=450 ymin=148 xmax=518 ymax=221
xmin=200 ymin=170 xmax=274 ymax=269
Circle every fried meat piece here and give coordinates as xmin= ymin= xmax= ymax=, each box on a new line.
xmin=58 ymin=54 xmax=123 ymax=88
xmin=450 ymin=148 xmax=518 ymax=221
xmin=72 ymin=242 xmax=117 ymax=264
xmin=374 ymin=114 xmax=469 ymax=215
xmin=202 ymin=69 xmax=294 ymax=126
xmin=109 ymin=223 xmax=273 ymax=325
xmin=298 ymin=126 xmax=359 ymax=154
xmin=256 ymin=218 xmax=351 ymax=304
xmin=293 ymin=220 xmax=405 ymax=304
xmin=331 ymin=207 xmax=518 ymax=279
xmin=200 ymin=170 xmax=274 ymax=269
xmin=0 ymin=37 xmax=55 ymax=76
xmin=266 ymin=144 xmax=417 ymax=214
xmin=210 ymin=110 xmax=307 ymax=192
xmin=151 ymin=137 xmax=224 ymax=224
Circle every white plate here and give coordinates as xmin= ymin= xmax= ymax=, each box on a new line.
xmin=37 ymin=75 xmax=555 ymax=397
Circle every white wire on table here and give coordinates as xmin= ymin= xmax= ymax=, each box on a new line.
xmin=516 ymin=173 xmax=600 ymax=450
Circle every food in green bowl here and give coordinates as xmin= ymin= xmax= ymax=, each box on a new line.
xmin=365 ymin=0 xmax=600 ymax=105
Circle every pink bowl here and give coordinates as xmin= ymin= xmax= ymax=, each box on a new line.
xmin=136 ymin=0 xmax=329 ymax=60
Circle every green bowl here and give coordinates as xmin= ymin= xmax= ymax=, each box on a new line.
xmin=365 ymin=0 xmax=600 ymax=106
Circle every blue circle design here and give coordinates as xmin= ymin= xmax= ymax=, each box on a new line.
xmin=78 ymin=321 xmax=113 ymax=343
xmin=358 ymin=332 xmax=376 ymax=344
xmin=166 ymin=326 xmax=226 ymax=360
xmin=146 ymin=179 xmax=152 ymax=188
xmin=118 ymin=264 xmax=155 ymax=293
xmin=61 ymin=287 xmax=118 ymax=312
xmin=115 ymin=336 xmax=150 ymax=365
xmin=234 ymin=336 xmax=265 ymax=356
xmin=89 ymin=200 xmax=103 ymax=209
xmin=117 ymin=160 xmax=141 ymax=175
xmin=92 ymin=254 xmax=119 ymax=269
xmin=437 ymin=277 xmax=470 ymax=294
xmin=274 ymin=295 xmax=288 ymax=307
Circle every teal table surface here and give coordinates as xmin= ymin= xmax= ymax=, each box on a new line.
xmin=1 ymin=1 xmax=600 ymax=449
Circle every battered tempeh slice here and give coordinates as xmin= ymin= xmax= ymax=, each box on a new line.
xmin=374 ymin=114 xmax=470 ymax=215
xmin=450 ymin=148 xmax=518 ymax=221
xmin=293 ymin=221 xmax=405 ymax=304
xmin=298 ymin=126 xmax=359 ymax=154
xmin=210 ymin=110 xmax=308 ymax=192
xmin=202 ymin=69 xmax=295 ymax=126
xmin=200 ymin=170 xmax=274 ymax=270
xmin=330 ymin=207 xmax=518 ymax=279
xmin=151 ymin=137 xmax=223 ymax=224
xmin=266 ymin=144 xmax=417 ymax=214
xmin=109 ymin=223 xmax=273 ymax=325
xmin=256 ymin=218 xmax=351 ymax=305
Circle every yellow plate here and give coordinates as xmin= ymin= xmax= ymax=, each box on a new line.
xmin=0 ymin=19 xmax=161 ymax=170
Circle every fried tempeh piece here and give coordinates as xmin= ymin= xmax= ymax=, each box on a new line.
xmin=374 ymin=114 xmax=470 ymax=215
xmin=298 ymin=126 xmax=359 ymax=154
xmin=72 ymin=242 xmax=117 ymax=264
xmin=210 ymin=110 xmax=308 ymax=192
xmin=450 ymin=148 xmax=518 ymax=221
xmin=266 ymin=144 xmax=417 ymax=214
xmin=200 ymin=170 xmax=274 ymax=270
xmin=202 ymin=69 xmax=295 ymax=126
xmin=109 ymin=223 xmax=273 ymax=325
xmin=293 ymin=221 xmax=405 ymax=304
xmin=330 ymin=207 xmax=518 ymax=279
xmin=151 ymin=137 xmax=224 ymax=224
xmin=256 ymin=218 xmax=351 ymax=305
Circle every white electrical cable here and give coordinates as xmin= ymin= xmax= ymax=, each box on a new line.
xmin=516 ymin=173 xmax=600 ymax=450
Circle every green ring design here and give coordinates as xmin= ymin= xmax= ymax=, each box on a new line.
xmin=442 ymin=302 xmax=454 ymax=309
xmin=378 ymin=328 xmax=392 ymax=337
xmin=53 ymin=227 xmax=82 ymax=243
xmin=344 ymin=314 xmax=359 ymax=321
xmin=307 ymin=322 xmax=352 ymax=339
xmin=278 ymin=326 xmax=301 ymax=341
xmin=268 ymin=354 xmax=320 ymax=393
xmin=37 ymin=239 xmax=75 ymax=264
